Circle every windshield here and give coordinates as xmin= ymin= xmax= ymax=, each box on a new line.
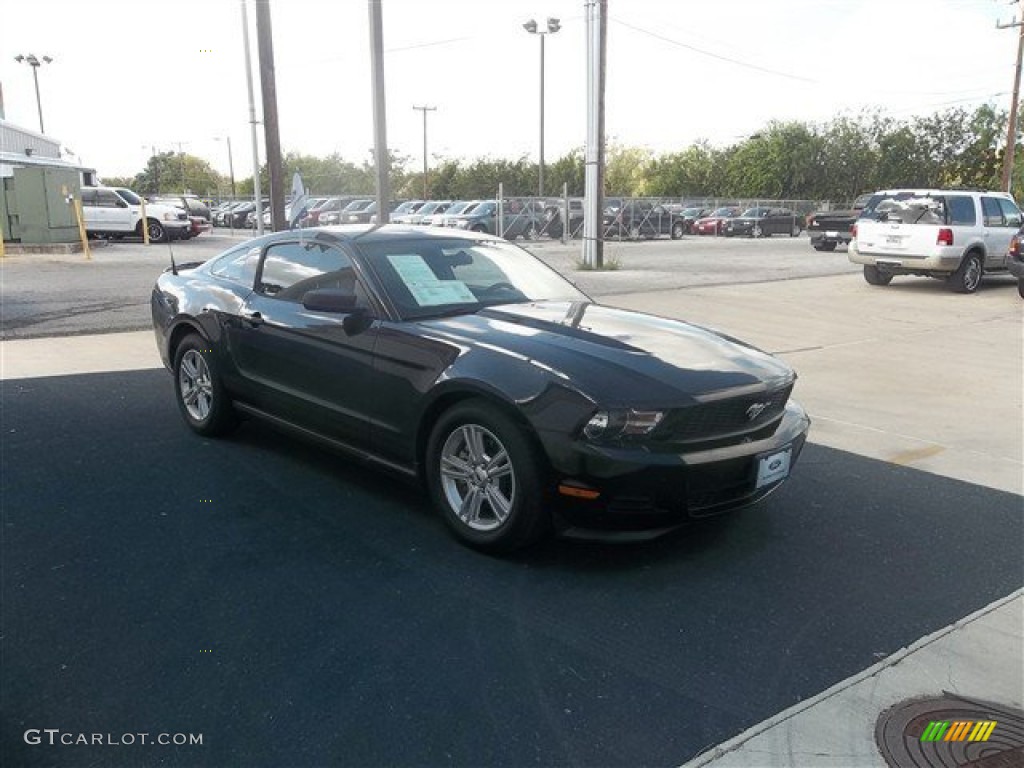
xmin=445 ymin=201 xmax=474 ymax=215
xmin=711 ymin=207 xmax=736 ymax=217
xmin=115 ymin=188 xmax=142 ymax=205
xmin=357 ymin=237 xmax=588 ymax=320
xmin=343 ymin=199 xmax=373 ymax=212
xmin=741 ymin=208 xmax=767 ymax=218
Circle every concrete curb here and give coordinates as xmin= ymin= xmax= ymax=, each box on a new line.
xmin=680 ymin=588 xmax=1024 ymax=767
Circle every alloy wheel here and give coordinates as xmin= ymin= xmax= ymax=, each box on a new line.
xmin=179 ymin=349 xmax=214 ymax=422
xmin=439 ymin=423 xmax=516 ymax=532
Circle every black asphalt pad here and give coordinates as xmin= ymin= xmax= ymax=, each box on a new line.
xmin=2 ymin=370 xmax=1022 ymax=767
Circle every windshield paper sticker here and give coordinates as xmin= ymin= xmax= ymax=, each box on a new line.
xmin=387 ymin=254 xmax=477 ymax=306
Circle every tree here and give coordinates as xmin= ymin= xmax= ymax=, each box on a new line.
xmin=133 ymin=152 xmax=225 ymax=197
xmin=604 ymin=143 xmax=653 ymax=196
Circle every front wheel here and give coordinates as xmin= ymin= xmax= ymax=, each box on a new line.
xmin=522 ymin=222 xmax=538 ymax=241
xmin=863 ymin=265 xmax=893 ymax=286
xmin=670 ymin=221 xmax=685 ymax=240
xmin=173 ymin=334 xmax=238 ymax=436
xmin=426 ymin=401 xmax=549 ymax=553
xmin=790 ymin=223 xmax=802 ymax=237
xmin=144 ymin=219 xmax=167 ymax=242
xmin=948 ymin=252 xmax=983 ymax=293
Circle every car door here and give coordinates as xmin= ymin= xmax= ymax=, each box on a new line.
xmin=982 ymin=196 xmax=1021 ymax=267
xmin=227 ymin=239 xmax=381 ymax=449
xmin=94 ymin=189 xmax=131 ymax=232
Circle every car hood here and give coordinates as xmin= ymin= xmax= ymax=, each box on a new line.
xmin=417 ymin=301 xmax=793 ymax=406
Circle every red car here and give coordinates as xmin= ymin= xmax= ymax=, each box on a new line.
xmin=693 ymin=206 xmax=742 ymax=235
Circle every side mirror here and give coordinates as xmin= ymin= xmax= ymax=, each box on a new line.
xmin=302 ymin=289 xmax=358 ymax=313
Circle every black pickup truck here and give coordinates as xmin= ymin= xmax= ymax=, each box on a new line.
xmin=806 ymin=193 xmax=871 ymax=251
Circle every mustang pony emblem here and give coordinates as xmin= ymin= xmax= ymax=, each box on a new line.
xmin=746 ymin=402 xmax=770 ymax=421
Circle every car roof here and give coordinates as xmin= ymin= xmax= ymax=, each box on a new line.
xmin=249 ymin=223 xmax=504 ymax=247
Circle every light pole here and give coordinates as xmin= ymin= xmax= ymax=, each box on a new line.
xmin=214 ymin=136 xmax=237 ymax=198
xmin=413 ymin=105 xmax=436 ymax=199
xmin=522 ymin=18 xmax=560 ymax=197
xmin=14 ymin=54 xmax=53 ymax=134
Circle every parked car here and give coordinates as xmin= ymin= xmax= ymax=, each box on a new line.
xmin=849 ymin=189 xmax=1021 ymax=292
xmin=80 ymin=186 xmax=190 ymax=242
xmin=541 ymin=198 xmax=584 ymax=239
xmin=394 ymin=200 xmax=451 ymax=225
xmin=675 ymin=207 xmax=711 ymax=235
xmin=724 ymin=207 xmax=803 ymax=238
xmin=151 ymin=225 xmax=810 ymax=552
xmin=213 ymin=202 xmax=247 ymax=227
xmin=603 ymin=200 xmax=682 ymax=240
xmin=445 ymin=199 xmax=544 ymax=240
xmin=321 ymin=199 xmax=373 ymax=226
xmin=693 ymin=207 xmax=743 ymax=235
xmin=374 ymin=200 xmax=424 ymax=224
xmin=432 ymin=200 xmax=480 ymax=227
xmin=806 ymin=194 xmax=872 ymax=251
xmin=151 ymin=195 xmax=212 ymax=238
xmin=1008 ymin=227 xmax=1024 ymax=298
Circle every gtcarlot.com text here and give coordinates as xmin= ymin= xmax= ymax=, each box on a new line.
xmin=24 ymin=729 xmax=203 ymax=747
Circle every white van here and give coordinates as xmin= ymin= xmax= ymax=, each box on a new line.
xmin=848 ymin=189 xmax=1021 ymax=293
xmin=80 ymin=186 xmax=191 ymax=242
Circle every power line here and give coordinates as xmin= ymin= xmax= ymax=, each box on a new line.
xmin=609 ymin=17 xmax=817 ymax=84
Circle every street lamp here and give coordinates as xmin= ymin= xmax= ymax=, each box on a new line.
xmin=214 ymin=136 xmax=237 ymax=198
xmin=13 ymin=53 xmax=53 ymax=134
xmin=522 ymin=17 xmax=560 ymax=197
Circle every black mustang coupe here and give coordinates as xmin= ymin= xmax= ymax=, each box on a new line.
xmin=152 ymin=225 xmax=809 ymax=551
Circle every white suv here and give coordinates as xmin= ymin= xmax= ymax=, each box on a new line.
xmin=80 ymin=186 xmax=191 ymax=242
xmin=848 ymin=189 xmax=1021 ymax=293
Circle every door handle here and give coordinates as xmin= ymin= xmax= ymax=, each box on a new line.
xmin=241 ymin=310 xmax=263 ymax=326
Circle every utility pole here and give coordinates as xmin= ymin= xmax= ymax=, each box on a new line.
xmin=240 ymin=0 xmax=264 ymax=234
xmin=369 ymin=0 xmax=390 ymax=223
xmin=413 ymin=105 xmax=436 ymax=199
xmin=998 ymin=3 xmax=1024 ymax=193
xmin=582 ymin=0 xmax=606 ymax=269
xmin=255 ymin=0 xmax=285 ymax=231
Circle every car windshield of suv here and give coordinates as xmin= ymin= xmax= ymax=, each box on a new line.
xmin=115 ymin=188 xmax=142 ymax=205
xmin=358 ymin=237 xmax=588 ymax=320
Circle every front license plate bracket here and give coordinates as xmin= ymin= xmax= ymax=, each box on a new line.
xmin=755 ymin=447 xmax=791 ymax=489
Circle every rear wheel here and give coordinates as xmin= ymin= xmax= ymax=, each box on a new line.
xmin=752 ymin=225 xmax=764 ymax=238
xmin=863 ymin=265 xmax=893 ymax=286
xmin=426 ymin=400 xmax=549 ymax=553
xmin=670 ymin=221 xmax=685 ymax=240
xmin=947 ymin=252 xmax=983 ymax=293
xmin=522 ymin=222 xmax=538 ymax=241
xmin=173 ymin=334 xmax=238 ymax=436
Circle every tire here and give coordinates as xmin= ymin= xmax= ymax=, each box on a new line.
xmin=752 ymin=226 xmax=763 ymax=238
xmin=144 ymin=219 xmax=167 ymax=243
xmin=172 ymin=334 xmax=238 ymax=436
xmin=790 ymin=223 xmax=802 ymax=237
xmin=523 ymin=222 xmax=538 ymax=241
xmin=670 ymin=221 xmax=685 ymax=240
xmin=470 ymin=224 xmax=487 ymax=233
xmin=629 ymin=224 xmax=643 ymax=241
xmin=1018 ymin=279 xmax=1024 ymax=299
xmin=426 ymin=400 xmax=549 ymax=553
xmin=813 ymin=242 xmax=837 ymax=252
xmin=863 ymin=265 xmax=893 ymax=286
xmin=947 ymin=252 xmax=983 ymax=294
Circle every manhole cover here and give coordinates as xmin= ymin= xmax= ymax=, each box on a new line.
xmin=876 ymin=693 xmax=1024 ymax=767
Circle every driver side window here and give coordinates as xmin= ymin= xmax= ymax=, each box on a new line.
xmin=257 ymin=241 xmax=368 ymax=307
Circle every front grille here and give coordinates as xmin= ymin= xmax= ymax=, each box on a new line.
xmin=655 ymin=384 xmax=792 ymax=445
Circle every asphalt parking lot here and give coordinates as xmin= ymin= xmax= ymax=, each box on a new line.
xmin=1 ymin=232 xmax=1022 ymax=767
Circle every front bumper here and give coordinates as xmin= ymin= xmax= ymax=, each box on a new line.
xmin=545 ymin=401 xmax=811 ymax=537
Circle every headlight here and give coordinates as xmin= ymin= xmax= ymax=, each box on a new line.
xmin=454 ymin=220 xmax=469 ymax=228
xmin=583 ymin=409 xmax=664 ymax=440
xmin=162 ymin=212 xmax=176 ymax=221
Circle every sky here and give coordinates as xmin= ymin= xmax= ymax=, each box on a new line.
xmin=0 ymin=0 xmax=1017 ymax=182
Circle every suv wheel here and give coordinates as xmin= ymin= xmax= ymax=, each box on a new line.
xmin=863 ymin=265 xmax=893 ymax=286
xmin=813 ymin=242 xmax=837 ymax=252
xmin=143 ymin=219 xmax=167 ymax=243
xmin=948 ymin=252 xmax=983 ymax=294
